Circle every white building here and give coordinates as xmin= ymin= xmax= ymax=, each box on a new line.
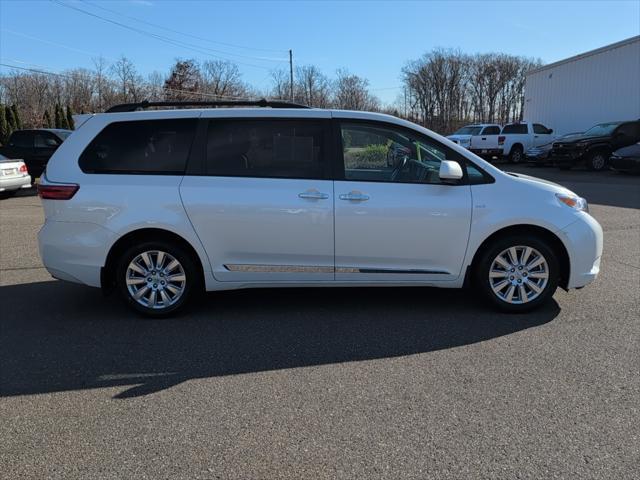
xmin=524 ymin=36 xmax=640 ymax=135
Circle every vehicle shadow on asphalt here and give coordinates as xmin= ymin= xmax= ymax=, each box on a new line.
xmin=0 ymin=280 xmax=560 ymax=399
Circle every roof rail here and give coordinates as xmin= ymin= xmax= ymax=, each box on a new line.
xmin=105 ymin=99 xmax=311 ymax=113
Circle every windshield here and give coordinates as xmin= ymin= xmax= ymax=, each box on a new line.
xmin=584 ymin=123 xmax=621 ymax=137
xmin=454 ymin=126 xmax=482 ymax=135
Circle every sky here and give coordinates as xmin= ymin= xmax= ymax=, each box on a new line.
xmin=1 ymin=0 xmax=639 ymax=104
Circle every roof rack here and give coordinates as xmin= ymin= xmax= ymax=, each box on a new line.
xmin=105 ymin=99 xmax=311 ymax=113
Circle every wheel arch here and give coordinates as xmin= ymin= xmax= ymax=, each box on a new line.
xmin=469 ymin=224 xmax=570 ymax=290
xmin=509 ymin=143 xmax=524 ymax=154
xmin=101 ymin=228 xmax=206 ymax=293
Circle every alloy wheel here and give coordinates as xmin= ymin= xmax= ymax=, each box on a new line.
xmin=591 ymin=154 xmax=606 ymax=171
xmin=125 ymin=250 xmax=186 ymax=310
xmin=488 ymin=245 xmax=549 ymax=305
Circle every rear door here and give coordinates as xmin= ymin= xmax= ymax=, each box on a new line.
xmin=180 ymin=113 xmax=335 ymax=282
xmin=332 ymin=118 xmax=472 ymax=282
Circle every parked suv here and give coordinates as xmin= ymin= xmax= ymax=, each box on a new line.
xmin=552 ymin=120 xmax=640 ymax=171
xmin=0 ymin=128 xmax=72 ymax=179
xmin=38 ymin=101 xmax=602 ymax=317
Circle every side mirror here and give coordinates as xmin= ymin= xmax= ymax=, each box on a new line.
xmin=548 ymin=129 xmax=553 ymax=134
xmin=439 ymin=160 xmax=463 ymax=181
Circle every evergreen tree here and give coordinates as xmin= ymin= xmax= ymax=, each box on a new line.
xmin=0 ymin=105 xmax=8 ymax=145
xmin=65 ymin=105 xmax=75 ymax=130
xmin=54 ymin=104 xmax=62 ymax=128
xmin=43 ymin=109 xmax=52 ymax=128
xmin=11 ymin=104 xmax=22 ymax=130
xmin=5 ymin=105 xmax=17 ymax=134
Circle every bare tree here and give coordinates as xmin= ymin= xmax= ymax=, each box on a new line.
xmin=200 ymin=60 xmax=247 ymax=99
xmin=111 ymin=56 xmax=143 ymax=102
xmin=333 ymin=69 xmax=379 ymax=111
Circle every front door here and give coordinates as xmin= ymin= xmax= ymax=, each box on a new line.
xmin=180 ymin=116 xmax=335 ymax=282
xmin=333 ymin=120 xmax=472 ymax=282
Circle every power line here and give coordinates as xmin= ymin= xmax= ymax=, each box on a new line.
xmin=50 ymin=0 xmax=282 ymax=71
xmin=1 ymin=28 xmax=116 ymax=61
xmin=81 ymin=0 xmax=288 ymax=55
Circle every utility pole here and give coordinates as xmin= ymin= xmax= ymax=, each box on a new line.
xmin=289 ymin=49 xmax=294 ymax=102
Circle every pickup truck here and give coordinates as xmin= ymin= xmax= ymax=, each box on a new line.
xmin=469 ymin=122 xmax=555 ymax=163
xmin=0 ymin=129 xmax=72 ymax=179
xmin=447 ymin=124 xmax=501 ymax=150
xmin=552 ymin=120 xmax=640 ymax=171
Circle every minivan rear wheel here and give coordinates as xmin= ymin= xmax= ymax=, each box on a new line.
xmin=475 ymin=235 xmax=559 ymax=312
xmin=116 ymin=240 xmax=197 ymax=317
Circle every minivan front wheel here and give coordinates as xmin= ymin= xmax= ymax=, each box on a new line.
xmin=116 ymin=241 xmax=197 ymax=317
xmin=475 ymin=235 xmax=559 ymax=312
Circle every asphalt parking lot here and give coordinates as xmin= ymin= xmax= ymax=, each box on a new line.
xmin=1 ymin=165 xmax=638 ymax=479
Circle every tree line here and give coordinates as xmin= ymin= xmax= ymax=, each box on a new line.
xmin=0 ymin=49 xmax=540 ymax=139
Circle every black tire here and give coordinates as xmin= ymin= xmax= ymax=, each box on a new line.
xmin=508 ymin=145 xmax=524 ymax=164
xmin=0 ymin=190 xmax=18 ymax=199
xmin=474 ymin=234 xmax=559 ymax=313
xmin=115 ymin=240 xmax=199 ymax=318
xmin=587 ymin=150 xmax=608 ymax=171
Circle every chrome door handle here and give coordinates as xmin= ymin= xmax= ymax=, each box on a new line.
xmin=298 ymin=191 xmax=329 ymax=200
xmin=339 ymin=192 xmax=370 ymax=202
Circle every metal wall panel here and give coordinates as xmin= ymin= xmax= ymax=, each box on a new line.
xmin=524 ymin=37 xmax=640 ymax=135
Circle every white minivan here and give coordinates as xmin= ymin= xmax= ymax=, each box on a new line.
xmin=37 ymin=101 xmax=602 ymax=317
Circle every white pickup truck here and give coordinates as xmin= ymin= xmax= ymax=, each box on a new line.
xmin=469 ymin=122 xmax=555 ymax=163
xmin=447 ymin=124 xmax=501 ymax=150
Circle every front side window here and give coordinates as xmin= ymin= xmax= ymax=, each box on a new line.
xmin=340 ymin=122 xmax=458 ymax=185
xmin=481 ymin=126 xmax=501 ymax=135
xmin=79 ymin=119 xmax=197 ymax=174
xmin=34 ymin=134 xmax=59 ymax=148
xmin=205 ymin=120 xmax=327 ymax=179
xmin=615 ymin=122 xmax=640 ymax=140
xmin=533 ymin=124 xmax=550 ymax=134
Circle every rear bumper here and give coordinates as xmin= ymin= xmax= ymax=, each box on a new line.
xmin=470 ymin=148 xmax=503 ymax=157
xmin=558 ymin=214 xmax=603 ymax=289
xmin=0 ymin=174 xmax=31 ymax=192
xmin=38 ymin=220 xmax=115 ymax=287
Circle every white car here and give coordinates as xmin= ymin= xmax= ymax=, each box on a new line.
xmin=37 ymin=101 xmax=602 ymax=317
xmin=0 ymin=154 xmax=32 ymax=197
xmin=447 ymin=124 xmax=501 ymax=150
xmin=470 ymin=122 xmax=555 ymax=163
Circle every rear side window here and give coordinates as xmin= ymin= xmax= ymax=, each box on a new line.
xmin=205 ymin=119 xmax=327 ymax=179
xmin=79 ymin=119 xmax=197 ymax=174
xmin=502 ymin=124 xmax=528 ymax=134
xmin=481 ymin=126 xmax=500 ymax=135
xmin=9 ymin=131 xmax=33 ymax=148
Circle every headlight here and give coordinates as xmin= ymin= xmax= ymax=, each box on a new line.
xmin=556 ymin=193 xmax=589 ymax=212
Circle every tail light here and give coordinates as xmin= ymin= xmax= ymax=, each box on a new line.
xmin=498 ymin=136 xmax=505 ymax=145
xmin=19 ymin=164 xmax=28 ymax=173
xmin=37 ymin=183 xmax=79 ymax=200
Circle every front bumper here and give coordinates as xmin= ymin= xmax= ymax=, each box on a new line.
xmin=558 ymin=213 xmax=603 ymax=289
xmin=0 ymin=174 xmax=32 ymax=192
